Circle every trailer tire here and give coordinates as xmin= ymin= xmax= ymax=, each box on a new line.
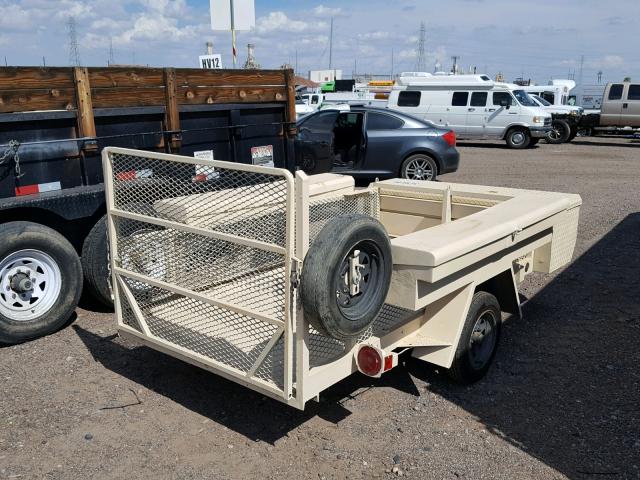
xmin=448 ymin=291 xmax=501 ymax=384
xmin=0 ymin=222 xmax=82 ymax=344
xmin=81 ymin=215 xmax=113 ymax=308
xmin=546 ymin=119 xmax=571 ymax=144
xmin=505 ymin=128 xmax=530 ymax=149
xmin=301 ymin=214 xmax=392 ymax=341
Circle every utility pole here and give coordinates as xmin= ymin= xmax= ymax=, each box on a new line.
xmin=67 ymin=16 xmax=81 ymax=67
xmin=451 ymin=55 xmax=459 ymax=74
xmin=391 ymin=47 xmax=394 ymax=79
xmin=578 ymin=54 xmax=584 ymax=87
xmin=415 ymin=21 xmax=426 ymax=72
xmin=230 ymin=0 xmax=237 ymax=67
xmin=295 ymin=48 xmax=298 ymax=76
xmin=329 ymin=17 xmax=334 ymax=70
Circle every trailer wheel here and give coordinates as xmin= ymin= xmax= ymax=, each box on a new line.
xmin=301 ymin=214 xmax=392 ymax=341
xmin=0 ymin=222 xmax=82 ymax=344
xmin=448 ymin=291 xmax=501 ymax=384
xmin=81 ymin=215 xmax=113 ymax=308
xmin=546 ymin=119 xmax=571 ymax=144
xmin=505 ymin=128 xmax=530 ymax=149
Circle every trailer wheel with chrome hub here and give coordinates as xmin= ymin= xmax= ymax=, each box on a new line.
xmin=0 ymin=222 xmax=82 ymax=344
xmin=301 ymin=214 xmax=392 ymax=341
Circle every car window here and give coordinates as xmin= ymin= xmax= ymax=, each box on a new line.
xmin=541 ymin=92 xmax=555 ymax=104
xmin=627 ymin=84 xmax=640 ymax=100
xmin=470 ymin=92 xmax=487 ymax=107
xmin=452 ymin=92 xmax=469 ymax=106
xmin=492 ymin=92 xmax=513 ymax=106
xmin=398 ymin=91 xmax=421 ymax=107
xmin=336 ymin=112 xmax=361 ymax=127
xmin=311 ymin=95 xmax=320 ymax=105
xmin=533 ymin=95 xmax=552 ymax=106
xmin=366 ymin=112 xmax=404 ymax=130
xmin=298 ymin=111 xmax=338 ymax=133
xmin=608 ymin=84 xmax=623 ymax=100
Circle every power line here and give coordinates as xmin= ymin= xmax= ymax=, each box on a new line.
xmin=108 ymin=37 xmax=115 ymax=66
xmin=329 ymin=17 xmax=334 ymax=69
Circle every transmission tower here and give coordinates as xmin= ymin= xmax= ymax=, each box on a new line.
xmin=108 ymin=37 xmax=115 ymax=66
xmin=67 ymin=16 xmax=81 ymax=67
xmin=415 ymin=21 xmax=427 ymax=72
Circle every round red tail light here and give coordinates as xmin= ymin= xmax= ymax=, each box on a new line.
xmin=357 ymin=345 xmax=383 ymax=377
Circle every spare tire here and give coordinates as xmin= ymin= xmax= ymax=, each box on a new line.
xmin=300 ymin=214 xmax=392 ymax=341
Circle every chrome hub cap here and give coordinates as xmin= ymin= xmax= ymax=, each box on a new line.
xmin=404 ymin=158 xmax=434 ymax=180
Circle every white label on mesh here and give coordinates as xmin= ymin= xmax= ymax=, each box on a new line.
xmin=194 ymin=150 xmax=218 ymax=179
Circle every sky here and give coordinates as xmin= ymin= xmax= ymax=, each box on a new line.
xmin=1 ymin=0 xmax=639 ymax=85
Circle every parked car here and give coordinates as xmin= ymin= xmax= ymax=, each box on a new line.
xmin=295 ymin=106 xmax=459 ymax=181
xmin=387 ymin=74 xmax=552 ymax=149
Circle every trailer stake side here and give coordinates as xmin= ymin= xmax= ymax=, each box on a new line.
xmin=104 ymin=147 xmax=581 ymax=410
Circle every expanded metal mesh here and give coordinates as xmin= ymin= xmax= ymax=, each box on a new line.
xmin=119 ymin=278 xmax=283 ymax=386
xmin=108 ymin=150 xmax=292 ymax=392
xmin=308 ymin=190 xmax=379 ymax=244
xmin=111 ymin=152 xmax=288 ymax=247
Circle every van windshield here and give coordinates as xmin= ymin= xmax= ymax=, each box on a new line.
xmin=513 ymin=90 xmax=538 ymax=107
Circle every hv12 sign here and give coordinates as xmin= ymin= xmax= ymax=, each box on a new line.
xmin=199 ymin=54 xmax=223 ymax=69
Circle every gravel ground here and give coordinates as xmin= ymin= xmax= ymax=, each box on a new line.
xmin=1 ymin=136 xmax=639 ymax=480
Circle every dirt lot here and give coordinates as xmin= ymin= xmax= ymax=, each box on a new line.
xmin=1 ymin=136 xmax=639 ymax=480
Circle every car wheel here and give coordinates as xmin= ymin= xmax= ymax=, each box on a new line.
xmin=505 ymin=128 xmax=530 ymax=149
xmin=400 ymin=154 xmax=438 ymax=181
xmin=546 ymin=119 xmax=571 ymax=144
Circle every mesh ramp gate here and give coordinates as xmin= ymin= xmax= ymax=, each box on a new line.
xmin=103 ymin=147 xmax=296 ymax=403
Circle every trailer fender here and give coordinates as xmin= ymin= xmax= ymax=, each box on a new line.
xmin=474 ymin=269 xmax=521 ymax=317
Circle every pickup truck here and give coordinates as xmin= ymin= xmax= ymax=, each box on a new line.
xmin=103 ymin=147 xmax=581 ymax=410
xmin=579 ymin=81 xmax=640 ymax=135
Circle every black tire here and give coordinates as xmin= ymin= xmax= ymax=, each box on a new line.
xmin=301 ymin=214 xmax=392 ymax=341
xmin=546 ymin=119 xmax=571 ymax=144
xmin=81 ymin=215 xmax=113 ymax=308
xmin=567 ymin=126 xmax=578 ymax=142
xmin=528 ymin=138 xmax=540 ymax=147
xmin=400 ymin=154 xmax=438 ymax=181
xmin=448 ymin=291 xmax=501 ymax=384
xmin=505 ymin=128 xmax=531 ymax=149
xmin=0 ymin=222 xmax=82 ymax=344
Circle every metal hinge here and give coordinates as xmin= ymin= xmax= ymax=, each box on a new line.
xmin=290 ymin=258 xmax=302 ymax=288
xmin=511 ymin=227 xmax=523 ymax=241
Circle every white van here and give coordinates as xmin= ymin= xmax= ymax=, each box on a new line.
xmin=520 ymin=79 xmax=576 ymax=107
xmin=388 ymin=74 xmax=552 ymax=148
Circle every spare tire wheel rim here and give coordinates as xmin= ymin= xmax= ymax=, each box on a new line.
xmin=335 ymin=240 xmax=382 ymax=319
xmin=468 ymin=309 xmax=498 ymax=370
xmin=0 ymin=249 xmax=62 ymax=321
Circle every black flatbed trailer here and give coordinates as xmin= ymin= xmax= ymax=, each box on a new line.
xmin=0 ymin=66 xmax=297 ymax=344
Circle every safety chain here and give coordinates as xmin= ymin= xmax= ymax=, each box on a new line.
xmin=0 ymin=140 xmax=24 ymax=179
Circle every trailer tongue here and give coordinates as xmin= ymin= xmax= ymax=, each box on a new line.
xmin=104 ymin=147 xmax=581 ymax=410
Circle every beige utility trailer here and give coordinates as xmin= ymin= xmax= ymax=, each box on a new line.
xmin=103 ymin=147 xmax=581 ymax=410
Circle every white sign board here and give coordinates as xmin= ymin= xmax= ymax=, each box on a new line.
xmin=251 ymin=145 xmax=274 ymax=168
xmin=210 ymin=0 xmax=255 ymax=30
xmin=199 ymin=54 xmax=223 ymax=69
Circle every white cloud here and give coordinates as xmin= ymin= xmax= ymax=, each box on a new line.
xmin=255 ymin=11 xmax=326 ymax=34
xmin=313 ymin=5 xmax=343 ymax=16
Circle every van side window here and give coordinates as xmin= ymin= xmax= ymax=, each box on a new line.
xmin=398 ymin=91 xmax=421 ymax=107
xmin=627 ymin=85 xmax=640 ymax=100
xmin=470 ymin=92 xmax=487 ymax=107
xmin=492 ymin=92 xmax=513 ymax=106
xmin=608 ymin=84 xmax=623 ymax=100
xmin=452 ymin=92 xmax=469 ymax=106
